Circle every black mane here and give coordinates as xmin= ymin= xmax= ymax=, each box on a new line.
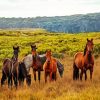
xmin=84 ymin=45 xmax=87 ymax=56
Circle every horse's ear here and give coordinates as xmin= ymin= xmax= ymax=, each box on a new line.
xmin=17 ymin=46 xmax=20 ymax=51
xmin=91 ymin=38 xmax=93 ymax=42
xmin=87 ymin=38 xmax=89 ymax=42
xmin=31 ymin=45 xmax=33 ymax=48
xmin=46 ymin=49 xmax=48 ymax=52
xmin=13 ymin=46 xmax=15 ymax=50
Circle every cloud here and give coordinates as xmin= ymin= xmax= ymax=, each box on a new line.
xmin=0 ymin=0 xmax=100 ymax=17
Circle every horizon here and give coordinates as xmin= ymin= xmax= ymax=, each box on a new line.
xmin=0 ymin=12 xmax=100 ymax=18
xmin=0 ymin=0 xmax=100 ymax=18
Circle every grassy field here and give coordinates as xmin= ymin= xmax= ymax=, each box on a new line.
xmin=0 ymin=29 xmax=100 ymax=100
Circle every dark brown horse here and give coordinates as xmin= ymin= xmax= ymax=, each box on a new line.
xmin=1 ymin=46 xmax=19 ymax=88
xmin=43 ymin=50 xmax=57 ymax=83
xmin=18 ymin=61 xmax=31 ymax=86
xmin=73 ymin=38 xmax=94 ymax=81
xmin=31 ymin=45 xmax=43 ymax=83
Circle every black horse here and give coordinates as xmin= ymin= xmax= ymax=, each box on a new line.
xmin=1 ymin=46 xmax=19 ymax=88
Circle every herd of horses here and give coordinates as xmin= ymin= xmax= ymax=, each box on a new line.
xmin=0 ymin=38 xmax=94 ymax=89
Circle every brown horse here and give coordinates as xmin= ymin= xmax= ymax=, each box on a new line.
xmin=43 ymin=50 xmax=57 ymax=83
xmin=73 ymin=38 xmax=94 ymax=81
xmin=1 ymin=46 xmax=19 ymax=88
xmin=31 ymin=45 xmax=43 ymax=83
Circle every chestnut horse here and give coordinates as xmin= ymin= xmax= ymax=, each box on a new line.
xmin=43 ymin=50 xmax=57 ymax=83
xmin=1 ymin=46 xmax=19 ymax=88
xmin=73 ymin=38 xmax=94 ymax=81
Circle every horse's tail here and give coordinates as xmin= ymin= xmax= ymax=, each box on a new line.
xmin=73 ymin=62 xmax=79 ymax=80
xmin=57 ymin=60 xmax=64 ymax=78
xmin=18 ymin=62 xmax=27 ymax=80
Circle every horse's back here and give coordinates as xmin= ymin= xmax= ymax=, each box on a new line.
xmin=23 ymin=54 xmax=33 ymax=72
xmin=3 ymin=58 xmax=11 ymax=65
xmin=2 ymin=58 xmax=11 ymax=73
xmin=74 ymin=52 xmax=84 ymax=69
xmin=39 ymin=54 xmax=46 ymax=65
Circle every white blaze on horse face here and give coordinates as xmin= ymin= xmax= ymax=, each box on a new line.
xmin=32 ymin=50 xmax=36 ymax=56
xmin=87 ymin=44 xmax=93 ymax=53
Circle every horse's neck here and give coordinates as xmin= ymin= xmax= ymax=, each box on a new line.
xmin=32 ymin=54 xmax=40 ymax=61
xmin=12 ymin=55 xmax=18 ymax=64
xmin=84 ymin=51 xmax=92 ymax=62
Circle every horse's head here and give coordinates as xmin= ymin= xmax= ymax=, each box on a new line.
xmin=46 ymin=49 xmax=52 ymax=64
xmin=84 ymin=38 xmax=94 ymax=55
xmin=31 ymin=44 xmax=37 ymax=56
xmin=31 ymin=44 xmax=37 ymax=64
xmin=13 ymin=46 xmax=19 ymax=59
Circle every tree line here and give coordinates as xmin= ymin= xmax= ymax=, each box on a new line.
xmin=0 ymin=13 xmax=100 ymax=33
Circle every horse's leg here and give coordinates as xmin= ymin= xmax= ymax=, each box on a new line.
xmin=8 ymin=73 xmax=11 ymax=88
xmin=13 ymin=73 xmax=18 ymax=89
xmin=77 ymin=68 xmax=79 ymax=80
xmin=16 ymin=73 xmax=18 ymax=89
xmin=38 ymin=69 xmax=41 ymax=83
xmin=1 ymin=71 xmax=7 ymax=86
xmin=84 ymin=70 xmax=87 ymax=81
xmin=22 ymin=77 xmax=24 ymax=86
xmin=49 ymin=72 xmax=52 ymax=82
xmin=73 ymin=63 xmax=77 ymax=80
xmin=76 ymin=67 xmax=79 ymax=80
xmin=13 ymin=75 xmax=15 ymax=87
xmin=33 ymin=70 xmax=36 ymax=81
xmin=44 ymin=71 xmax=47 ymax=83
xmin=54 ymin=72 xmax=56 ymax=81
xmin=90 ymin=67 xmax=93 ymax=80
xmin=80 ymin=69 xmax=83 ymax=81
xmin=10 ymin=74 xmax=13 ymax=89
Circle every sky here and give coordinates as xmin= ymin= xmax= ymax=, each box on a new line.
xmin=0 ymin=0 xmax=100 ymax=17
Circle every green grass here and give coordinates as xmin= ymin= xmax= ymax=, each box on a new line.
xmin=0 ymin=29 xmax=100 ymax=68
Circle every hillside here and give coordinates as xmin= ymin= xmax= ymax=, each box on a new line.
xmin=0 ymin=13 xmax=100 ymax=33
xmin=0 ymin=29 xmax=100 ymax=67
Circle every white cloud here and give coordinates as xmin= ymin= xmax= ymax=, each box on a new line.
xmin=0 ymin=0 xmax=100 ymax=17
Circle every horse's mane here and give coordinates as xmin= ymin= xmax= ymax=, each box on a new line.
xmin=84 ymin=45 xmax=87 ymax=56
xmin=84 ymin=44 xmax=92 ymax=62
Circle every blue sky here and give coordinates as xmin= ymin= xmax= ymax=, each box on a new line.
xmin=0 ymin=0 xmax=100 ymax=17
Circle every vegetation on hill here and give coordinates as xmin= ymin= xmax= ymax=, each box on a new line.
xmin=0 ymin=13 xmax=100 ymax=33
xmin=0 ymin=29 xmax=100 ymax=68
